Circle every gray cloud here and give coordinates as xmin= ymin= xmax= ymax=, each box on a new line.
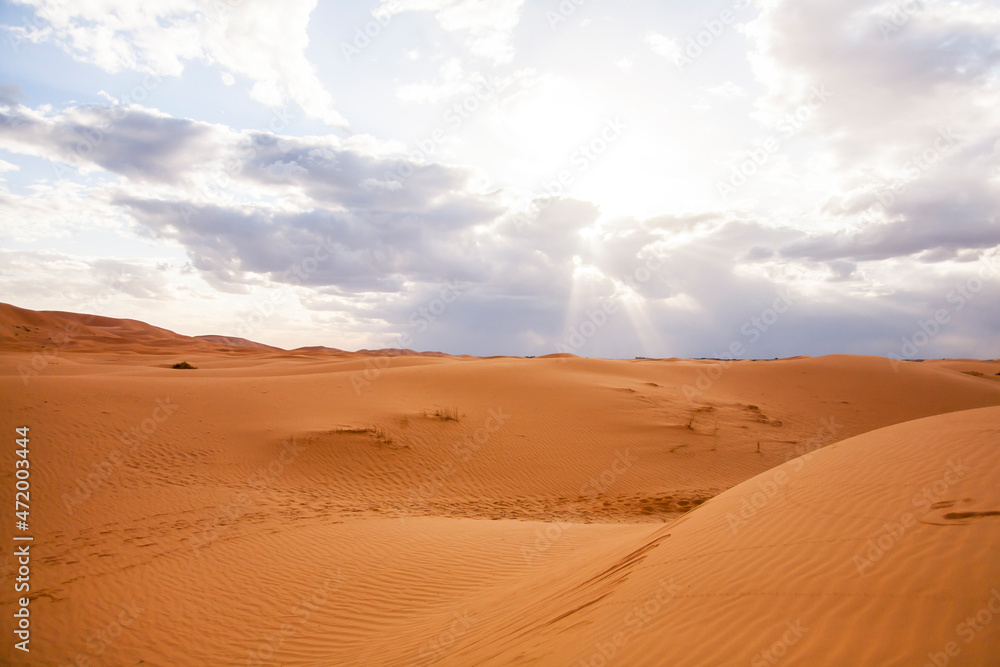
xmin=2 ymin=5 xmax=999 ymax=364
xmin=0 ymin=105 xmax=213 ymax=183
xmin=0 ymin=83 xmax=25 ymax=107
xmin=118 ymin=198 xmax=502 ymax=292
xmin=751 ymin=0 xmax=1000 ymax=154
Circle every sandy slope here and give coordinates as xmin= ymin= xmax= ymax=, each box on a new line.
xmin=441 ymin=406 xmax=1000 ymax=666
xmin=1 ymin=304 xmax=999 ymax=665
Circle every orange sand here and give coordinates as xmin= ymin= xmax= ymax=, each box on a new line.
xmin=1 ymin=302 xmax=998 ymax=665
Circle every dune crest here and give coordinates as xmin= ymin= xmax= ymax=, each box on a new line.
xmin=437 ymin=406 xmax=1000 ymax=665
xmin=1 ymin=304 xmax=999 ymax=665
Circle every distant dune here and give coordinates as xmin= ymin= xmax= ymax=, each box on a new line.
xmin=0 ymin=302 xmax=452 ymax=358
xmin=1 ymin=301 xmax=238 ymax=353
xmin=288 ymin=345 xmax=349 ymax=354
xmin=1 ymin=303 xmax=998 ymax=665
xmin=194 ymin=335 xmax=285 ymax=351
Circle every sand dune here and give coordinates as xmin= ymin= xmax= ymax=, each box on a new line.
xmin=1 ymin=301 xmax=238 ymax=354
xmin=439 ymin=406 xmax=1000 ymax=666
xmin=1 ymin=304 xmax=999 ymax=665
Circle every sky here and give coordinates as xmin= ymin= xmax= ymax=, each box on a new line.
xmin=0 ymin=0 xmax=998 ymax=359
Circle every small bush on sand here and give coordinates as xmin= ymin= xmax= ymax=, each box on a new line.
xmin=172 ymin=361 xmax=196 ymax=369
xmin=427 ymin=407 xmax=460 ymax=421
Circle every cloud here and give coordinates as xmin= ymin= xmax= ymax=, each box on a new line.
xmin=5 ymin=94 xmax=996 ymax=358
xmin=359 ymin=178 xmax=403 ymax=192
xmin=0 ymin=102 xmax=483 ymax=211
xmin=745 ymin=0 xmax=1000 ymax=158
xmin=738 ymin=0 xmax=1000 ymax=263
xmin=0 ymin=83 xmax=25 ymax=107
xmin=706 ymin=81 xmax=747 ymax=98
xmin=10 ymin=0 xmax=348 ymax=127
xmin=380 ymin=0 xmax=526 ymax=63
xmin=0 ymin=100 xmax=508 ymax=293
xmin=646 ymin=32 xmax=681 ymax=63
xmin=395 ymin=58 xmax=490 ymax=104
xmin=119 ymin=185 xmax=501 ymax=293
xmin=0 ymin=249 xmax=174 ymax=306
xmin=3 ymin=0 xmax=1000 ymax=361
xmin=1 ymin=103 xmax=216 ymax=184
xmin=0 ymin=178 xmax=129 ymax=242
xmin=0 ymin=99 xmax=502 ymax=293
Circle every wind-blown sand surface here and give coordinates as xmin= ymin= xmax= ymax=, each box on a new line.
xmin=1 ymin=302 xmax=999 ymax=665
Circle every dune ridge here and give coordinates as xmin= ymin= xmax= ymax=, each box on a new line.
xmin=1 ymin=303 xmax=999 ymax=665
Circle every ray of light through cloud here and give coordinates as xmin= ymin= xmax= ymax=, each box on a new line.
xmin=0 ymin=0 xmax=998 ymax=358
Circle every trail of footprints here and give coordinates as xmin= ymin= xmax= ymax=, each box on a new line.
xmin=38 ymin=478 xmax=722 ymax=609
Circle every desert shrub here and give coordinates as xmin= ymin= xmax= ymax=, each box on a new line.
xmin=428 ymin=407 xmax=460 ymax=421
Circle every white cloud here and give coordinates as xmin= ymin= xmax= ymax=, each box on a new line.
xmin=396 ymin=58 xmax=479 ymax=104
xmin=706 ymin=81 xmax=747 ymax=98
xmin=380 ymin=0 xmax=526 ymax=63
xmin=12 ymin=0 xmax=348 ymax=127
xmin=646 ymin=32 xmax=681 ymax=63
xmin=359 ymin=177 xmax=403 ymax=192
xmin=744 ymin=0 xmax=1000 ymax=151
xmin=3 ymin=0 xmax=1000 ymax=358
xmin=737 ymin=0 xmax=1000 ymax=246
xmin=0 ymin=179 xmax=128 ymax=242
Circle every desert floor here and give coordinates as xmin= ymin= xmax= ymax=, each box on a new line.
xmin=2 ymin=303 xmax=999 ymax=665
